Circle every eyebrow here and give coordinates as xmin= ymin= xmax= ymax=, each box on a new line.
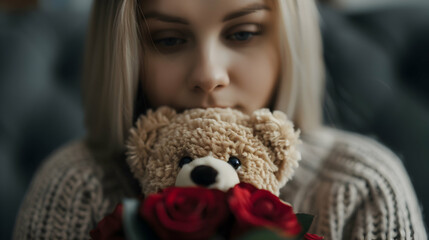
xmin=143 ymin=3 xmax=271 ymax=25
xmin=223 ymin=3 xmax=271 ymax=22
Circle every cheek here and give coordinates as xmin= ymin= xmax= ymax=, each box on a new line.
xmin=232 ymin=43 xmax=279 ymax=110
xmin=142 ymin=56 xmax=188 ymax=106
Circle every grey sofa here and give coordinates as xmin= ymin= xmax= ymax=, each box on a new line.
xmin=0 ymin=8 xmax=87 ymax=239
xmin=321 ymin=2 xmax=429 ymax=232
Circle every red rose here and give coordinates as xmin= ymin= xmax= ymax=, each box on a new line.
xmin=227 ymin=183 xmax=302 ymax=237
xmin=140 ymin=186 xmax=229 ymax=240
xmin=90 ymin=204 xmax=125 ymax=240
xmin=304 ymin=233 xmax=324 ymax=239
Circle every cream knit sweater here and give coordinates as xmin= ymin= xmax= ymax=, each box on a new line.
xmin=13 ymin=127 xmax=427 ymax=239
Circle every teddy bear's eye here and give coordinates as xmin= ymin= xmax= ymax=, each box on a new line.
xmin=228 ymin=156 xmax=241 ymax=170
xmin=179 ymin=156 xmax=193 ymax=168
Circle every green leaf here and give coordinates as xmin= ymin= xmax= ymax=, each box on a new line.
xmin=296 ymin=213 xmax=314 ymax=236
xmin=123 ymin=199 xmax=158 ymax=240
xmin=236 ymin=228 xmax=297 ymax=240
xmin=208 ymin=234 xmax=227 ymax=240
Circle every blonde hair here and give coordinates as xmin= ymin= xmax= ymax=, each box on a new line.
xmin=82 ymin=0 xmax=325 ymax=157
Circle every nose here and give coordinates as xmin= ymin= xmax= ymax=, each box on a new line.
xmin=188 ymin=42 xmax=230 ymax=93
xmin=190 ymin=165 xmax=218 ymax=187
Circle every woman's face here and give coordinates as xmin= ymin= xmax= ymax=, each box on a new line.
xmin=140 ymin=0 xmax=280 ymax=114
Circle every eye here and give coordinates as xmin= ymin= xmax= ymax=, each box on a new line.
xmin=179 ymin=156 xmax=193 ymax=168
xmin=228 ymin=156 xmax=241 ymax=170
xmin=227 ymin=31 xmax=260 ymax=42
xmin=154 ymin=37 xmax=187 ymax=47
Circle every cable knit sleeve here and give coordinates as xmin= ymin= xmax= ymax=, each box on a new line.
xmin=281 ymin=129 xmax=427 ymax=239
xmin=338 ymin=136 xmax=427 ymax=239
xmin=13 ymin=141 xmax=130 ymax=240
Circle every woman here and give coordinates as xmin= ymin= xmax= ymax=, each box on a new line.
xmin=14 ymin=0 xmax=427 ymax=239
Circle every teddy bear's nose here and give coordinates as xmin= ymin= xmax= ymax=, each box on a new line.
xmin=191 ymin=165 xmax=218 ymax=187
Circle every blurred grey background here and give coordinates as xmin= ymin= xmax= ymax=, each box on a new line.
xmin=0 ymin=0 xmax=90 ymax=239
xmin=0 ymin=0 xmax=428 ymax=239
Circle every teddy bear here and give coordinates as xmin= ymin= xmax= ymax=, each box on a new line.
xmin=126 ymin=106 xmax=301 ymax=197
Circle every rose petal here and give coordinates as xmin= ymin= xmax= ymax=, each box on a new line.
xmin=304 ymin=233 xmax=324 ymax=239
xmin=90 ymin=204 xmax=125 ymax=240
xmin=140 ymin=186 xmax=228 ymax=240
xmin=228 ymin=183 xmax=302 ymax=236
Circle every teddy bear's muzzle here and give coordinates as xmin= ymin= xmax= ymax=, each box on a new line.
xmin=175 ymin=156 xmax=240 ymax=192
xmin=190 ymin=165 xmax=218 ymax=187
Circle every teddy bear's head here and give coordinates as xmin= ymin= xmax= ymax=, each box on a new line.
xmin=126 ymin=107 xmax=301 ymax=196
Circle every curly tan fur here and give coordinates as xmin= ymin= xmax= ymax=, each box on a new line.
xmin=126 ymin=107 xmax=301 ymax=196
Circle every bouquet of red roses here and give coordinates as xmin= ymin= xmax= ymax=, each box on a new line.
xmin=90 ymin=183 xmax=323 ymax=240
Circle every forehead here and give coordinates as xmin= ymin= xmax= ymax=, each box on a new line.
xmin=141 ymin=0 xmax=274 ymax=23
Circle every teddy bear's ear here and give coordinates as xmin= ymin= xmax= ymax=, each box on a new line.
xmin=126 ymin=106 xmax=177 ymax=181
xmin=250 ymin=109 xmax=301 ymax=188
